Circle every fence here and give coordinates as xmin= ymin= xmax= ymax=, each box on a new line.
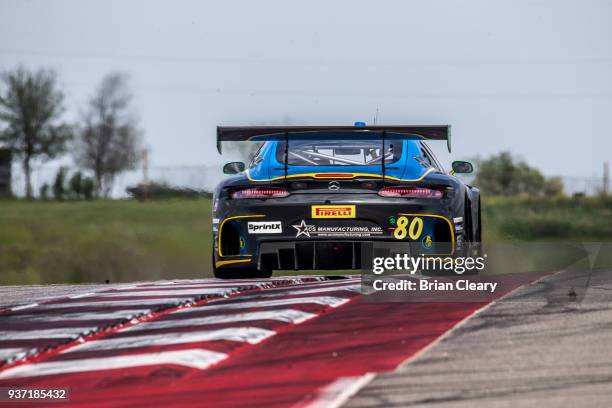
xmin=7 ymin=164 xmax=611 ymax=198
xmin=9 ymin=164 xmax=221 ymax=198
xmin=561 ymin=176 xmax=609 ymax=196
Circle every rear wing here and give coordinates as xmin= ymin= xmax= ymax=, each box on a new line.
xmin=216 ymin=125 xmax=452 ymax=154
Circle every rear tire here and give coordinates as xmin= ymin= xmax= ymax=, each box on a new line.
xmin=460 ymin=196 xmax=482 ymax=275
xmin=462 ymin=196 xmax=473 ymax=256
xmin=473 ymin=197 xmax=483 ymax=257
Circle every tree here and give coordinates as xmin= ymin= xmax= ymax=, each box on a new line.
xmin=39 ymin=183 xmax=49 ymax=200
xmin=81 ymin=177 xmax=94 ymax=200
xmin=74 ymin=73 xmax=142 ymax=197
xmin=81 ymin=177 xmax=95 ymax=200
xmin=53 ymin=166 xmax=67 ymax=201
xmin=473 ymin=151 xmax=564 ymax=197
xmin=0 ymin=67 xmax=72 ymax=198
xmin=69 ymin=171 xmax=83 ymax=199
xmin=543 ymin=176 xmax=564 ymax=197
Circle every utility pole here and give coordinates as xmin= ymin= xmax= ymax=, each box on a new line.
xmin=143 ymin=148 xmax=150 ymax=185
xmin=142 ymin=148 xmax=150 ymax=200
xmin=604 ymin=161 xmax=610 ymax=196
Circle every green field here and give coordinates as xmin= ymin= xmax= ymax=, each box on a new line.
xmin=483 ymin=195 xmax=612 ymax=241
xmin=0 ymin=200 xmax=213 ymax=285
xmin=1 ymin=196 xmax=611 ymax=284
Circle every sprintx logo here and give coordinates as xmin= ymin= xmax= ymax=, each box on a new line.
xmin=247 ymin=221 xmax=282 ymax=234
xmin=311 ymin=205 xmax=356 ymax=219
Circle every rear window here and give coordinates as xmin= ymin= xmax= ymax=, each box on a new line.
xmin=276 ymin=139 xmax=403 ymax=166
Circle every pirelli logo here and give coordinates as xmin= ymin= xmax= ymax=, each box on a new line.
xmin=311 ymin=205 xmax=356 ymax=219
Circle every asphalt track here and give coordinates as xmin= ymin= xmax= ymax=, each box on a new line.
xmin=0 ymin=270 xmax=605 ymax=407
xmin=346 ymin=267 xmax=612 ymax=408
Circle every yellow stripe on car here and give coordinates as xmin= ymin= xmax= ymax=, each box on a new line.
xmin=245 ymin=167 xmax=435 ymax=182
xmin=215 ymin=258 xmax=252 ymax=268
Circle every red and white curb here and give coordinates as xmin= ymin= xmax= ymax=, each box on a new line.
xmin=0 ymin=277 xmax=360 ymax=380
xmin=0 ymin=272 xmax=546 ymax=407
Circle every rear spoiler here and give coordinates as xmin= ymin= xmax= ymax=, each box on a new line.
xmin=216 ymin=125 xmax=452 ymax=154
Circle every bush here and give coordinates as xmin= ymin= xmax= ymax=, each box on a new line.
xmin=543 ymin=176 xmax=564 ymax=197
xmin=52 ymin=167 xmax=67 ymax=201
xmin=473 ymin=152 xmax=564 ymax=197
xmin=126 ymin=182 xmax=212 ymax=200
xmin=82 ymin=177 xmax=95 ymax=200
xmin=69 ymin=171 xmax=83 ymax=199
xmin=40 ymin=183 xmax=50 ymax=200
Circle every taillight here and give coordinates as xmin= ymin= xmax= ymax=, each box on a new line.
xmin=378 ymin=186 xmax=443 ymax=198
xmin=230 ymin=187 xmax=290 ymax=199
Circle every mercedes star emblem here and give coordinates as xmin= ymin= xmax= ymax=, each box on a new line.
xmin=328 ymin=181 xmax=340 ymax=191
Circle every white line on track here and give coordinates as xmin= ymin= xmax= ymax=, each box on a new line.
xmin=2 ymin=309 xmax=152 ymax=322
xmin=35 ymin=298 xmax=206 ymax=309
xmin=129 ymin=280 xmax=357 ymax=293
xmin=257 ymin=280 xmax=361 ymax=293
xmin=178 ymin=296 xmax=350 ymax=313
xmin=256 ymin=284 xmax=361 ymax=298
xmin=300 ymin=373 xmax=375 ymax=408
xmin=66 ymin=327 xmax=275 ymax=352
xmin=10 ymin=303 xmax=38 ymax=311
xmin=124 ymin=282 xmax=271 ymax=289
xmin=130 ymin=277 xmax=328 ymax=288
xmin=134 ymin=280 xmax=234 ymax=286
xmin=97 ymin=288 xmax=233 ymax=297
xmin=0 ymin=348 xmax=27 ymax=360
xmin=0 ymin=327 xmax=96 ymax=340
xmin=283 ymin=284 xmax=361 ymax=294
xmin=69 ymin=292 xmax=95 ymax=299
xmin=0 ymin=348 xmax=227 ymax=379
xmin=263 ymin=279 xmax=360 ymax=289
xmin=223 ymin=284 xmax=360 ymax=303
xmin=126 ymin=309 xmax=316 ymax=332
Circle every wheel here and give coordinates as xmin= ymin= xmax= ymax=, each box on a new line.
xmin=474 ymin=196 xmax=482 ymax=256
xmin=461 ymin=196 xmax=482 ymax=258
xmin=461 ymin=195 xmax=473 ymax=256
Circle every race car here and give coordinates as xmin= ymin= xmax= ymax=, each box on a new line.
xmin=212 ymin=125 xmax=481 ymax=278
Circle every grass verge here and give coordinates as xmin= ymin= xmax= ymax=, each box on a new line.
xmin=1 ymin=196 xmax=610 ymax=284
xmin=0 ymin=199 xmax=212 ymax=285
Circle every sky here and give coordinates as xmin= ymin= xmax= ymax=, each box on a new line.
xmin=1 ymin=0 xmax=611 ymax=181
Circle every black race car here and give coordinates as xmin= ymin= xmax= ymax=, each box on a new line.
xmin=212 ymin=125 xmax=481 ymax=278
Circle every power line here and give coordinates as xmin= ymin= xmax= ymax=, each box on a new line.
xmin=2 ymin=48 xmax=612 ymax=67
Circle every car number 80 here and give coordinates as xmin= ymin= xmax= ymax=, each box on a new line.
xmin=393 ymin=216 xmax=423 ymax=240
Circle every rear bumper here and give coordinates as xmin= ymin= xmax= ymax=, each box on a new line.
xmin=213 ymin=194 xmax=462 ymax=271
xmin=257 ymin=240 xmax=425 ymax=271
